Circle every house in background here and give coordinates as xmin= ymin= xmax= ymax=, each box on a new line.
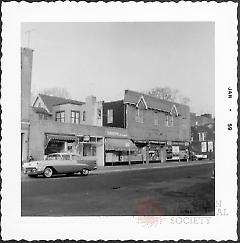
xmin=32 ymin=94 xmax=103 ymax=126
xmin=190 ymin=123 xmax=215 ymax=159
xmin=21 ymin=47 xmax=34 ymax=163
xmin=103 ymin=90 xmax=191 ymax=163
xmin=190 ymin=112 xmax=214 ymax=126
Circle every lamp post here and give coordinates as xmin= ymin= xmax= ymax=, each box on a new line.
xmin=126 ymin=142 xmax=131 ymax=165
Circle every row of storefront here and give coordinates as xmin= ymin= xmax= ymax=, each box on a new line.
xmin=41 ymin=132 xmax=190 ymax=166
xmin=28 ymin=110 xmax=212 ymax=167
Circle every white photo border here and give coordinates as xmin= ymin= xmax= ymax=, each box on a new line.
xmin=1 ymin=2 xmax=238 ymax=241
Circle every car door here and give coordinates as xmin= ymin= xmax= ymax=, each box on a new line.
xmin=61 ymin=154 xmax=76 ymax=173
xmin=47 ymin=154 xmax=66 ymax=173
xmin=71 ymin=154 xmax=86 ymax=171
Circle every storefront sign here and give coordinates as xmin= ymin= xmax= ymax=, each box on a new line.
xmin=172 ymin=146 xmax=179 ymax=153
xmin=172 ymin=141 xmax=186 ymax=146
xmin=83 ymin=135 xmax=90 ymax=142
xmin=105 ymin=130 xmax=128 ymax=138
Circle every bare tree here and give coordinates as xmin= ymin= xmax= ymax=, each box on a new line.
xmin=145 ymin=86 xmax=190 ymax=105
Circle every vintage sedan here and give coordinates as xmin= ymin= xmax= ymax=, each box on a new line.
xmin=23 ymin=153 xmax=97 ymax=178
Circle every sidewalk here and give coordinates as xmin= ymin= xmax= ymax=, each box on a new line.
xmin=92 ymin=159 xmax=215 ymax=175
xmin=21 ymin=160 xmax=214 ymax=180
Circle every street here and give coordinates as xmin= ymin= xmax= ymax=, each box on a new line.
xmin=22 ymin=162 xmax=215 ymax=216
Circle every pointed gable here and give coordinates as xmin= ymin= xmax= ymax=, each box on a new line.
xmin=136 ymin=96 xmax=148 ymax=109
xmin=170 ymin=104 xmax=179 ymax=116
xmin=33 ymin=94 xmax=85 ymax=113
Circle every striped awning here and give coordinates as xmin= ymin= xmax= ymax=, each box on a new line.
xmin=105 ymin=138 xmax=137 ymax=151
xmin=45 ymin=134 xmax=77 ymax=148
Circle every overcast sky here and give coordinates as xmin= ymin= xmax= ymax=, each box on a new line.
xmin=21 ymin=22 xmax=214 ymax=115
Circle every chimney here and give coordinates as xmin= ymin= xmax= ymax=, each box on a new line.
xmin=86 ymin=95 xmax=96 ymax=104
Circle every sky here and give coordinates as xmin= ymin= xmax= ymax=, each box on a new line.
xmin=21 ymin=22 xmax=214 ymax=115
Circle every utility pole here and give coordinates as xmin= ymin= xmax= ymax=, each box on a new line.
xmin=25 ymin=29 xmax=35 ymax=48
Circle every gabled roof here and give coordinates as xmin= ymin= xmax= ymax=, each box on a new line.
xmin=32 ymin=106 xmax=51 ymax=115
xmin=124 ymin=90 xmax=186 ymax=113
xmin=37 ymin=94 xmax=85 ymax=113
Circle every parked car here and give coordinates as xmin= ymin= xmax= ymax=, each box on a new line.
xmin=23 ymin=153 xmax=97 ymax=178
xmin=189 ymin=151 xmax=207 ymax=160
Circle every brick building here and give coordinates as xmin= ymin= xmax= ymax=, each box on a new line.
xmin=21 ymin=47 xmax=33 ymax=162
xmin=190 ymin=123 xmax=215 ymax=159
xmin=103 ymin=90 xmax=191 ymax=163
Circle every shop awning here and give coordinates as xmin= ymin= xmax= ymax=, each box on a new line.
xmin=45 ymin=134 xmax=77 ymax=147
xmin=105 ymin=138 xmax=138 ymax=151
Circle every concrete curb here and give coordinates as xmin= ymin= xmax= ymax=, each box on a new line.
xmin=21 ymin=160 xmax=214 ymax=181
xmin=92 ymin=160 xmax=215 ymax=175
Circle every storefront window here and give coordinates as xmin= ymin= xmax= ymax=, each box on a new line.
xmin=83 ymin=144 xmax=96 ymax=156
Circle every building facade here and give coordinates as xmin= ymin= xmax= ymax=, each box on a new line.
xmin=29 ymin=90 xmax=192 ymax=166
xmin=190 ymin=113 xmax=214 ymax=126
xmin=190 ymin=123 xmax=215 ymax=159
xmin=103 ymin=90 xmax=191 ymax=163
xmin=21 ymin=47 xmax=33 ymax=163
xmin=29 ymin=109 xmax=136 ymax=166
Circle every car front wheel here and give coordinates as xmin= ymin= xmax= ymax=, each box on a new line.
xmin=43 ymin=167 xmax=53 ymax=178
xmin=81 ymin=168 xmax=89 ymax=176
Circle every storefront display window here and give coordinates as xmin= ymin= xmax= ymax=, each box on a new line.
xmin=83 ymin=144 xmax=96 ymax=156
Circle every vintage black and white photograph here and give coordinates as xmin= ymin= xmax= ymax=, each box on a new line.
xmin=1 ymin=2 xmax=238 ymax=241
xmin=21 ymin=22 xmax=215 ymax=217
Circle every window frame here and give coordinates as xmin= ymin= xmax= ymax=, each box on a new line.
xmin=135 ymin=108 xmax=144 ymax=123
xmin=55 ymin=111 xmax=65 ymax=123
xmin=97 ymin=108 xmax=102 ymax=119
xmin=71 ymin=110 xmax=80 ymax=124
xmin=82 ymin=111 xmax=86 ymax=121
xmin=154 ymin=112 xmax=158 ymax=126
xmin=107 ymin=109 xmax=113 ymax=124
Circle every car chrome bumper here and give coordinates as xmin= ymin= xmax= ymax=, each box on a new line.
xmin=23 ymin=168 xmax=44 ymax=175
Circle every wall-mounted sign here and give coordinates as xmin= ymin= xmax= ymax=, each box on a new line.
xmin=106 ymin=130 xmax=128 ymax=138
xmin=172 ymin=146 xmax=179 ymax=153
xmin=83 ymin=135 xmax=90 ymax=142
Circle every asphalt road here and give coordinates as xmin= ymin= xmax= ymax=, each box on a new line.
xmin=22 ymin=163 xmax=215 ymax=216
